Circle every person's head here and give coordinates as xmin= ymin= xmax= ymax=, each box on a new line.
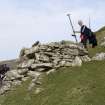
xmin=78 ymin=20 xmax=83 ymax=26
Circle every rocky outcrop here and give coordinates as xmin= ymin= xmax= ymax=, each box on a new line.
xmin=92 ymin=52 xmax=105 ymax=61
xmin=0 ymin=41 xmax=91 ymax=95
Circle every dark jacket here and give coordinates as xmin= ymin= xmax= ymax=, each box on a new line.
xmin=80 ymin=25 xmax=97 ymax=47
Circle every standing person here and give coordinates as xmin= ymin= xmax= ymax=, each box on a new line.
xmin=78 ymin=20 xmax=89 ymax=49
xmin=78 ymin=20 xmax=97 ymax=49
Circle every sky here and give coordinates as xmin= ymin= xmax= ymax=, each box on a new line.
xmin=0 ymin=0 xmax=105 ymax=60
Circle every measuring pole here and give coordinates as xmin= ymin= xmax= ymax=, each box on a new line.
xmin=67 ymin=14 xmax=78 ymax=43
xmin=89 ymin=16 xmax=91 ymax=29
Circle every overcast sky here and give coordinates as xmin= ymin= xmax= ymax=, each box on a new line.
xmin=0 ymin=0 xmax=105 ymax=60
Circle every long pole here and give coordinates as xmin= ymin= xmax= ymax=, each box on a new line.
xmin=67 ymin=14 xmax=78 ymax=43
xmin=89 ymin=16 xmax=91 ymax=29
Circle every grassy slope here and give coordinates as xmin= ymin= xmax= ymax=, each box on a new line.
xmin=1 ymin=61 xmax=105 ymax=105
xmin=95 ymin=26 xmax=105 ymax=43
xmin=0 ymin=27 xmax=105 ymax=105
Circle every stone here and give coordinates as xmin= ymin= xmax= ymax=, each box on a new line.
xmin=80 ymin=55 xmax=91 ymax=62
xmin=35 ymin=68 xmax=46 ymax=72
xmin=92 ymin=53 xmax=105 ymax=61
xmin=28 ymin=82 xmax=36 ymax=91
xmin=39 ymin=54 xmax=50 ymax=62
xmin=61 ymin=49 xmax=79 ymax=56
xmin=22 ymin=77 xmax=29 ymax=82
xmin=59 ymin=60 xmax=66 ymax=67
xmin=19 ymin=47 xmax=28 ymax=58
xmin=27 ymin=71 xmax=41 ymax=78
xmin=64 ymin=62 xmax=72 ymax=67
xmin=31 ymin=63 xmax=53 ymax=69
xmin=46 ymin=48 xmax=53 ymax=52
xmin=39 ymin=45 xmax=48 ymax=50
xmin=35 ymin=53 xmax=40 ymax=60
xmin=18 ymin=59 xmax=34 ymax=69
xmin=18 ymin=69 xmax=28 ymax=75
xmin=72 ymin=56 xmax=82 ymax=67
xmin=35 ymin=53 xmax=50 ymax=62
xmin=53 ymin=58 xmax=61 ymax=66
xmin=35 ymin=88 xmax=43 ymax=94
xmin=25 ymin=46 xmax=39 ymax=59
xmin=100 ymin=41 xmax=105 ymax=47
xmin=46 ymin=69 xmax=56 ymax=75
xmin=43 ymin=52 xmax=54 ymax=57
xmin=5 ymin=70 xmax=23 ymax=80
xmin=32 ymin=41 xmax=40 ymax=47
xmin=0 ymin=82 xmax=11 ymax=95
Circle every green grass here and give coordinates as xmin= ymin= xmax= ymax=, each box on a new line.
xmin=0 ymin=61 xmax=105 ymax=105
xmin=88 ymin=45 xmax=105 ymax=57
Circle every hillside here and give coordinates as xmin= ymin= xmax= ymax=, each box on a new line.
xmin=0 ymin=27 xmax=105 ymax=105
xmin=0 ymin=59 xmax=20 ymax=69
xmin=95 ymin=26 xmax=105 ymax=43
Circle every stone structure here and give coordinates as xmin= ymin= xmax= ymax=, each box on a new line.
xmin=0 ymin=41 xmax=91 ymax=94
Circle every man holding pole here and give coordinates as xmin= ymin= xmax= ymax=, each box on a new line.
xmin=78 ymin=20 xmax=97 ymax=49
xmin=67 ymin=14 xmax=97 ymax=49
xmin=78 ymin=20 xmax=88 ymax=48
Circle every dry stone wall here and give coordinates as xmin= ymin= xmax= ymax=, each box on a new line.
xmin=0 ymin=41 xmax=91 ymax=94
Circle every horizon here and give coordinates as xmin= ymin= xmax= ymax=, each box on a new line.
xmin=0 ymin=0 xmax=105 ymax=60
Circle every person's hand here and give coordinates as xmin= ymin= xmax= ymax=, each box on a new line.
xmin=75 ymin=31 xmax=80 ymax=33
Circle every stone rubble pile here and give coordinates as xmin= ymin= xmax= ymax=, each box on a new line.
xmin=19 ymin=41 xmax=91 ymax=69
xmin=0 ymin=41 xmax=91 ymax=95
